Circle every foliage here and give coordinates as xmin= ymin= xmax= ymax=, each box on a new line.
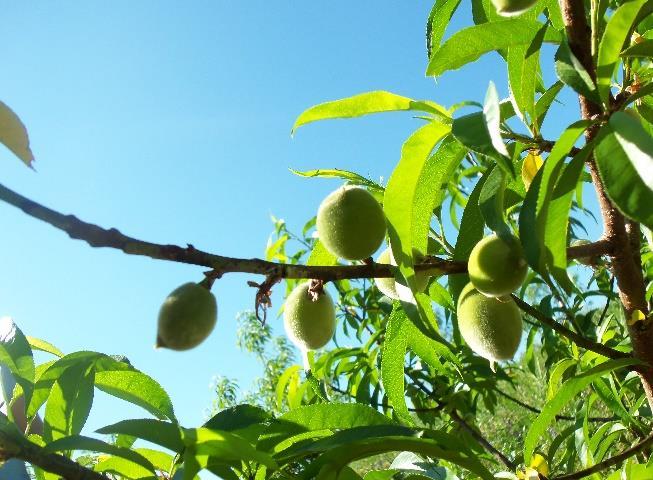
xmin=0 ymin=1 xmax=653 ymax=479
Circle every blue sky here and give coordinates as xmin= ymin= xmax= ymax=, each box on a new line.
xmin=0 ymin=2 xmax=600 ymax=434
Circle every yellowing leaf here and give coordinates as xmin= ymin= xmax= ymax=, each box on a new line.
xmin=0 ymin=101 xmax=34 ymax=167
xmin=521 ymin=152 xmax=543 ymax=190
xmin=628 ymin=309 xmax=646 ymax=326
xmin=529 ymin=453 xmax=549 ymax=476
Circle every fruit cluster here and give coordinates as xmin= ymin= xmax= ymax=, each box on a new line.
xmin=457 ymin=233 xmax=527 ymax=364
xmin=284 ymin=186 xmax=387 ymax=352
xmin=151 ymin=185 xmax=547 ymax=364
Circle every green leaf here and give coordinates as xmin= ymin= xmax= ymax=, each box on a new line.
xmin=0 ymin=101 xmax=34 ymax=167
xmin=478 ymin=166 xmax=509 ymax=236
xmin=426 ymin=19 xmax=559 ymax=77
xmin=203 ymin=404 xmax=272 ymax=440
xmin=307 ymin=239 xmax=339 ymax=266
xmin=28 ymin=351 xmax=102 ymax=418
xmin=597 ymin=0 xmax=649 ymax=106
xmin=94 ymin=368 xmax=176 ymax=422
xmin=306 ymin=436 xmax=494 ymax=480
xmin=0 ymin=318 xmax=35 ymax=409
xmin=544 ymin=144 xmax=592 ymax=292
xmin=97 ymin=419 xmax=185 ymax=453
xmin=452 ymin=107 xmax=514 ymax=176
xmin=26 ymin=336 xmax=64 ymax=358
xmin=404 ymin=314 xmax=460 ymax=374
xmin=524 ymin=357 xmax=641 ymax=463
xmin=426 ymin=0 xmax=463 ymax=57
xmin=292 ymin=91 xmax=445 ymax=134
xmin=534 ymin=81 xmax=563 ymax=129
xmin=184 ymin=427 xmax=277 ymax=469
xmin=594 ymin=111 xmax=653 ymax=228
xmin=43 ymin=435 xmax=156 ymax=473
xmin=449 ymin=170 xmax=489 ymax=304
xmin=43 ymin=363 xmax=95 ymax=442
xmin=519 ymin=120 xmax=590 ymax=282
xmin=483 ymin=82 xmax=510 ymax=158
xmin=507 ymin=24 xmax=545 ymax=126
xmin=555 ymin=40 xmax=599 ymax=102
xmin=546 ymin=358 xmax=577 ymax=401
xmin=381 ymin=306 xmax=411 ymax=425
xmin=384 ymin=121 xmax=450 ymax=292
xmin=290 ymin=168 xmax=384 ymax=194
xmin=621 ymin=39 xmax=653 ymax=57
xmin=258 ymin=402 xmax=394 ymax=452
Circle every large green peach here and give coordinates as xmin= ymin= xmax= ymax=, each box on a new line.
xmin=490 ymin=0 xmax=538 ymax=16
xmin=457 ymin=283 xmax=522 ymax=362
xmin=375 ymin=247 xmax=430 ymax=302
xmin=283 ymin=282 xmax=336 ymax=351
xmin=468 ymin=233 xmax=528 ymax=297
xmin=156 ymin=282 xmax=217 ymax=351
xmin=316 ymin=186 xmax=386 ymax=260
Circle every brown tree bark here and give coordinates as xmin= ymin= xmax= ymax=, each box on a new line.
xmin=558 ymin=0 xmax=653 ymax=408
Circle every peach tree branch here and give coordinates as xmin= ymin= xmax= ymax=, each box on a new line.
xmin=553 ymin=431 xmax=653 ymax=479
xmin=511 ymin=295 xmax=630 ymax=361
xmin=0 ymin=182 xmax=611 ymax=281
xmin=0 ymin=430 xmax=109 ymax=480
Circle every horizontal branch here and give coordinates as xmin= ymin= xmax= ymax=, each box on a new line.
xmin=553 ymin=431 xmax=653 ymax=479
xmin=449 ymin=409 xmax=516 ymax=470
xmin=503 ymin=132 xmax=582 ymax=157
xmin=0 ymin=431 xmax=109 ymax=480
xmin=0 ymin=182 xmax=614 ymax=282
xmin=511 ymin=295 xmax=630 ymax=361
xmin=495 ymin=389 xmax=618 ymax=423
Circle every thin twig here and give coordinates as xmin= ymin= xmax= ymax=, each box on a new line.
xmin=0 ymin=182 xmax=613 ymax=282
xmin=503 ymin=132 xmax=582 ymax=157
xmin=511 ymin=295 xmax=630 ymax=361
xmin=495 ymin=389 xmax=617 ymax=423
xmin=449 ymin=409 xmax=517 ymax=470
xmin=553 ymin=431 xmax=653 ymax=479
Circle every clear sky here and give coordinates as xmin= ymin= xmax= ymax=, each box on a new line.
xmin=0 ymin=2 xmax=600 ymax=435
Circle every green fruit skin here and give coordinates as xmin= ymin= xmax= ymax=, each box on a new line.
xmin=284 ymin=282 xmax=336 ymax=351
xmin=317 ymin=186 xmax=387 ymax=260
xmin=490 ymin=0 xmax=538 ymax=15
xmin=375 ymin=247 xmax=430 ymax=301
xmin=468 ymin=234 xmax=528 ymax=297
xmin=157 ymin=282 xmax=217 ymax=351
xmin=571 ymin=239 xmax=592 ymax=265
xmin=457 ymin=283 xmax=522 ymax=361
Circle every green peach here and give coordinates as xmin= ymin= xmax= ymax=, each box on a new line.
xmin=156 ymin=282 xmax=217 ymax=351
xmin=316 ymin=186 xmax=386 ymax=261
xmin=283 ymin=282 xmax=336 ymax=351
xmin=457 ymin=282 xmax=522 ymax=361
xmin=468 ymin=233 xmax=528 ymax=297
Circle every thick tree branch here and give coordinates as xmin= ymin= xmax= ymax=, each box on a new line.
xmin=0 ymin=182 xmax=463 ymax=280
xmin=511 ymin=295 xmax=630 ymax=360
xmin=0 ymin=182 xmax=612 ymax=282
xmin=553 ymin=431 xmax=653 ymax=479
xmin=558 ymin=0 xmax=653 ymax=408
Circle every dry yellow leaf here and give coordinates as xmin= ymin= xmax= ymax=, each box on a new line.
xmin=0 ymin=100 xmax=34 ymax=168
